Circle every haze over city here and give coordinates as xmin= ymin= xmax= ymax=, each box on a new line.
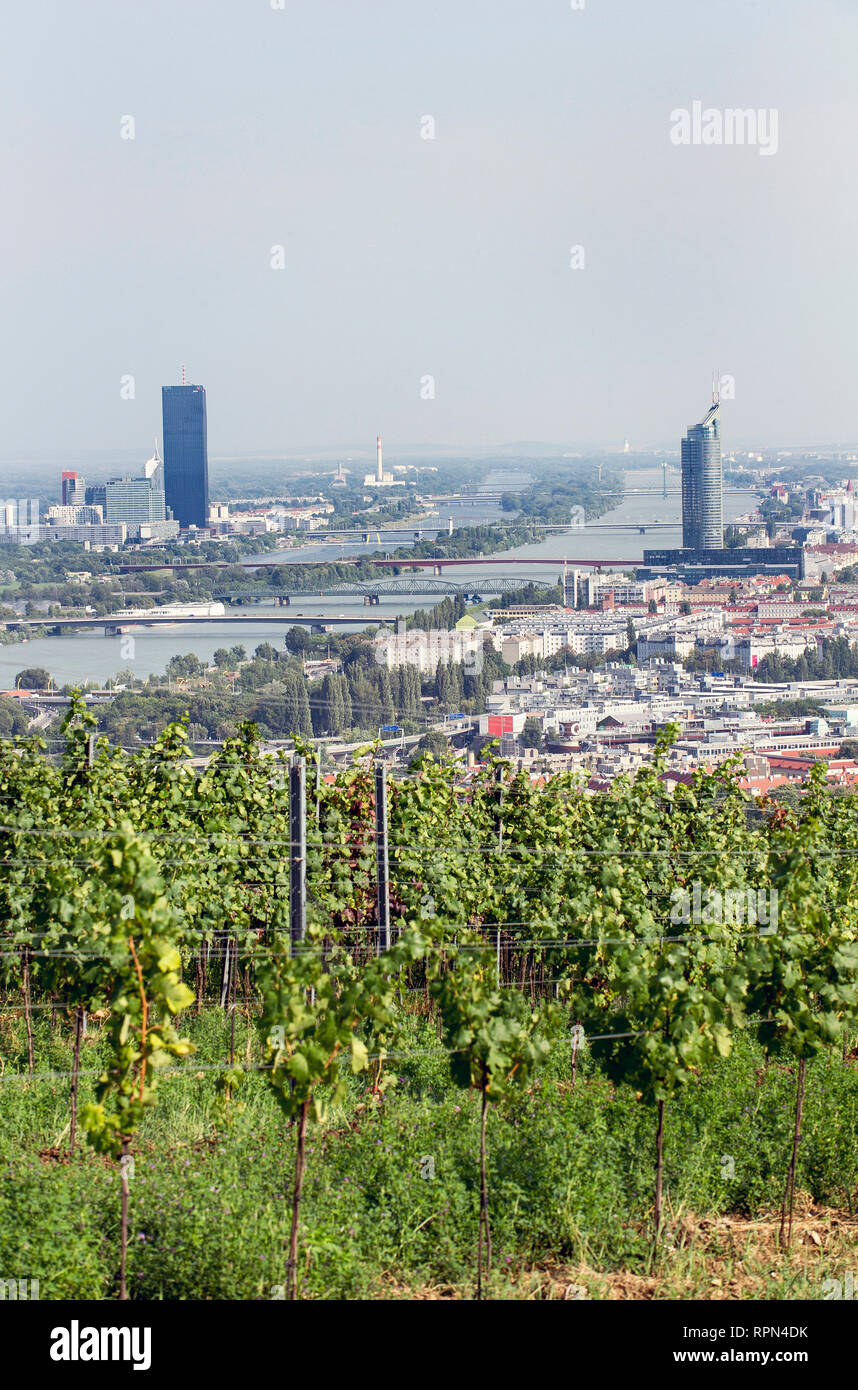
xmin=2 ymin=0 xmax=857 ymax=460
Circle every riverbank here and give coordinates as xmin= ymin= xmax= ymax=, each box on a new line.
xmin=0 ymin=469 xmax=759 ymax=687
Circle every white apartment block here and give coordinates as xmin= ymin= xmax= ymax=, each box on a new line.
xmin=734 ymin=633 xmax=817 ymax=670
xmin=373 ymin=627 xmax=484 ymax=674
xmin=636 ymin=631 xmax=700 ymax=661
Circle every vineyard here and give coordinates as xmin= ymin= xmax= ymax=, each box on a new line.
xmin=2 ymin=698 xmax=858 ymax=1301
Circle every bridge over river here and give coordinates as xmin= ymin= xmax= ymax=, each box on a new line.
xmin=117 ymin=555 xmax=640 ymax=574
xmin=208 ymin=576 xmax=538 ymax=602
xmin=1 ymin=612 xmax=379 ymax=634
xmin=3 ymin=575 xmax=561 ymax=636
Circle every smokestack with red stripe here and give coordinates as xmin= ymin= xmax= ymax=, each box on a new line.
xmin=377 ymin=434 xmax=383 ymax=482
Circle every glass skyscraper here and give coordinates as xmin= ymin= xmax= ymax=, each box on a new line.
xmin=681 ymin=401 xmax=723 ymax=550
xmin=162 ymin=384 xmax=209 ymax=529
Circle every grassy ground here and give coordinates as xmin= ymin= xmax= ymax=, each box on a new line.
xmin=1 ymin=1007 xmax=857 ymax=1300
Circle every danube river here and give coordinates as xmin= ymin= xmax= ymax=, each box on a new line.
xmin=0 ymin=469 xmax=758 ymax=688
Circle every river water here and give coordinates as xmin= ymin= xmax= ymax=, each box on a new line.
xmin=0 ymin=468 xmax=758 ymax=688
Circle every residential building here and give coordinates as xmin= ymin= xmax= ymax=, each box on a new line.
xmin=373 ymin=627 xmax=484 ymax=674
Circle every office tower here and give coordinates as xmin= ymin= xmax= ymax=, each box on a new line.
xmin=681 ymin=390 xmax=723 ymax=550
xmin=100 ymin=476 xmax=168 ymax=526
xmin=377 ymin=434 xmax=383 ymax=482
xmin=61 ymin=472 xmax=86 ymax=506
xmin=162 ymin=382 xmax=209 ymax=528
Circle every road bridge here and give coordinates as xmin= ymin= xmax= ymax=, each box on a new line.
xmin=207 ymin=575 xmax=535 ymax=603
xmin=1 ymin=612 xmax=379 ymax=633
xmin=371 ymin=557 xmax=639 ymax=569
xmin=117 ymin=555 xmax=639 ymax=575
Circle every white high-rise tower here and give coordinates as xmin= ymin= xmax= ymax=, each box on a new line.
xmin=376 ymin=434 xmax=383 ymax=482
xmin=143 ymin=438 xmax=163 ymax=487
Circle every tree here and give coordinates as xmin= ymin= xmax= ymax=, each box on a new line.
xmin=81 ymin=828 xmax=194 ymax=1298
xmin=743 ymin=769 xmax=858 ymax=1247
xmin=285 ymin=626 xmax=312 ymax=654
xmin=14 ymin=667 xmax=51 ymax=689
xmin=213 ymin=648 xmax=231 ymax=668
xmin=166 ymin=653 xmax=202 ymax=680
xmin=514 ymin=654 xmax=540 ymax=677
xmin=434 ymin=660 xmax=451 ymax=706
xmin=574 ymin=731 xmax=749 ymax=1250
xmin=430 ymin=932 xmax=553 ymax=1298
xmin=321 ymin=673 xmax=347 ymax=735
xmin=259 ymin=927 xmax=425 ymax=1299
xmin=520 ymin=716 xmax=543 ymax=750
xmin=377 ymin=669 xmax=395 ymax=725
xmin=0 ymin=696 xmax=29 ymax=737
xmin=413 ymin=731 xmax=449 ymax=762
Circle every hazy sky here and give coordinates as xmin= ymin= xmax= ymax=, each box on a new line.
xmin=2 ymin=0 xmax=856 ymax=459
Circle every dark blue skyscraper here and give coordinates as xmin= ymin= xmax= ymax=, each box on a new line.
xmin=162 ymin=383 xmax=209 ymax=529
xmin=681 ymin=398 xmax=723 ymax=550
